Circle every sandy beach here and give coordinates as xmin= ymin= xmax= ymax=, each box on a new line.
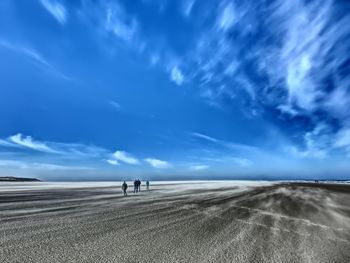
xmin=1 ymin=181 xmax=350 ymax=263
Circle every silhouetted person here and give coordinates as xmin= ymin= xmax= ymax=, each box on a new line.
xmin=122 ymin=181 xmax=128 ymax=196
xmin=146 ymin=180 xmax=150 ymax=191
xmin=137 ymin=179 xmax=141 ymax=192
xmin=134 ymin=179 xmax=138 ymax=193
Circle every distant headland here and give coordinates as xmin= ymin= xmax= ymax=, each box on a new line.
xmin=0 ymin=176 xmax=41 ymax=182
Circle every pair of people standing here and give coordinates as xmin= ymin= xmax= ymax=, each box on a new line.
xmin=134 ymin=179 xmax=141 ymax=193
xmin=121 ymin=180 xmax=150 ymax=196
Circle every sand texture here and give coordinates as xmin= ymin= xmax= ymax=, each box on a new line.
xmin=1 ymin=181 xmax=350 ymax=263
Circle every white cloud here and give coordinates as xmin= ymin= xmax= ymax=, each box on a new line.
xmin=9 ymin=134 xmax=59 ymax=153
xmin=217 ymin=3 xmax=236 ymax=31
xmin=39 ymin=0 xmax=67 ymax=25
xmin=112 ymin=151 xmax=139 ymax=165
xmin=145 ymin=158 xmax=171 ymax=169
xmin=0 ymin=159 xmax=92 ymax=170
xmin=170 ymin=66 xmax=184 ymax=86
xmin=0 ymin=39 xmax=71 ymax=80
xmin=190 ymin=164 xmax=209 ymax=171
xmin=0 ymin=133 xmax=108 ymax=158
xmin=0 ymin=139 xmax=19 ymax=148
xmin=190 ymin=132 xmax=219 ymax=143
xmin=190 ymin=131 xmax=259 ymax=153
xmin=182 ymin=0 xmax=195 ymax=17
xmin=105 ymin=5 xmax=138 ymax=43
xmin=266 ymin=0 xmax=343 ymax=116
xmin=0 ymin=39 xmax=50 ymax=67
xmin=106 ymin=159 xmax=119 ymax=166
xmin=334 ymin=129 xmax=350 ymax=149
xmin=30 ymin=163 xmax=93 ymax=170
xmin=324 ymin=87 xmax=350 ymax=119
xmin=287 ymin=124 xmax=331 ymax=159
xmin=334 ymin=128 xmax=350 ymax=156
xmin=277 ymin=104 xmax=299 ymax=116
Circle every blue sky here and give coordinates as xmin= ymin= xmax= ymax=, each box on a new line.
xmin=1 ymin=0 xmax=350 ymax=181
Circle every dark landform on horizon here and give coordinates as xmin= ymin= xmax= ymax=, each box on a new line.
xmin=0 ymin=176 xmax=40 ymax=182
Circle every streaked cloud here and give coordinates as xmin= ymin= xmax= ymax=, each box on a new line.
xmin=39 ymin=0 xmax=67 ymax=25
xmin=69 ymin=0 xmax=350 ymax=163
xmin=145 ymin=158 xmax=171 ymax=169
xmin=8 ymin=134 xmax=60 ymax=153
xmin=182 ymin=0 xmax=195 ymax=17
xmin=112 ymin=151 xmax=140 ymax=165
xmin=0 ymin=38 xmax=71 ymax=80
xmin=334 ymin=128 xmax=350 ymax=156
xmin=190 ymin=132 xmax=219 ymax=143
xmin=189 ymin=164 xmax=209 ymax=171
xmin=0 ymin=139 xmax=20 ymax=148
xmin=217 ymin=2 xmax=236 ymax=31
xmin=0 ymin=159 xmax=92 ymax=170
xmin=106 ymin=159 xmax=119 ymax=166
xmin=0 ymin=133 xmax=108 ymax=158
xmin=0 ymin=39 xmax=50 ymax=67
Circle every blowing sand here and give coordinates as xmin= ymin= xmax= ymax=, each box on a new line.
xmin=1 ymin=181 xmax=350 ymax=263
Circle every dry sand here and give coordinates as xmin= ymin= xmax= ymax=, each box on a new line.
xmin=1 ymin=181 xmax=350 ymax=263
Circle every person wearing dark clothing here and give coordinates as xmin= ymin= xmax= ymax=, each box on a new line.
xmin=137 ymin=179 xmax=141 ymax=192
xmin=146 ymin=180 xmax=150 ymax=191
xmin=134 ymin=179 xmax=138 ymax=193
xmin=122 ymin=181 xmax=128 ymax=196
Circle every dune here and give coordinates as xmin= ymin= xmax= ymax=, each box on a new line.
xmin=1 ymin=181 xmax=350 ymax=262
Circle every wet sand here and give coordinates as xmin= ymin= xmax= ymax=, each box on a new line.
xmin=1 ymin=181 xmax=350 ymax=263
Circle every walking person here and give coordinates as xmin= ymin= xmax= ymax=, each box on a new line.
xmin=146 ymin=180 xmax=150 ymax=191
xmin=122 ymin=181 xmax=128 ymax=196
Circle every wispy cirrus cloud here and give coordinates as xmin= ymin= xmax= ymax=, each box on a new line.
xmin=105 ymin=3 xmax=138 ymax=44
xmin=8 ymin=134 xmax=60 ymax=154
xmin=145 ymin=158 xmax=172 ymax=169
xmin=39 ymin=0 xmax=67 ymax=25
xmin=0 ymin=39 xmax=50 ymax=67
xmin=190 ymin=132 xmax=219 ymax=143
xmin=332 ymin=128 xmax=350 ymax=157
xmin=0 ymin=139 xmax=20 ymax=148
xmin=0 ymin=133 xmax=108 ymax=158
xmin=0 ymin=38 xmax=71 ymax=80
xmin=190 ymin=131 xmax=260 ymax=154
xmin=71 ymin=0 xmax=350 ymax=161
xmin=189 ymin=164 xmax=209 ymax=171
xmin=177 ymin=0 xmax=350 ymax=159
xmin=216 ymin=2 xmax=236 ymax=31
xmin=182 ymin=0 xmax=196 ymax=17
xmin=110 ymin=150 xmax=140 ymax=165
xmin=0 ymin=159 xmax=92 ymax=171
xmin=189 ymin=131 xmax=290 ymax=167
